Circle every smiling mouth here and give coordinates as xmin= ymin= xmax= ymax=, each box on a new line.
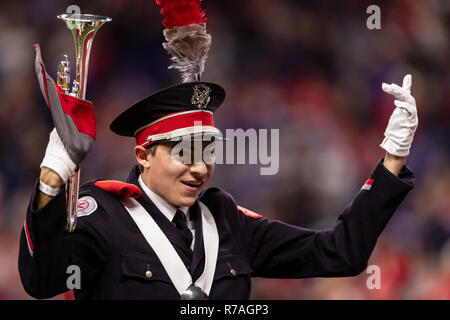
xmin=181 ymin=181 xmax=203 ymax=189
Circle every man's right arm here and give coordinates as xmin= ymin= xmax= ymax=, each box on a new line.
xmin=19 ymin=178 xmax=111 ymax=299
xmin=19 ymin=176 xmax=69 ymax=298
xmin=20 ymin=45 xmax=100 ymax=298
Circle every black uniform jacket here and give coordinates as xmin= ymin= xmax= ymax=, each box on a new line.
xmin=18 ymin=160 xmax=414 ymax=299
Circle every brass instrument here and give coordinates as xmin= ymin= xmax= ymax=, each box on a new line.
xmin=56 ymin=13 xmax=111 ymax=232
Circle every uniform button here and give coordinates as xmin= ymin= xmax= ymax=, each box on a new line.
xmin=230 ymin=269 xmax=237 ymax=276
xmin=145 ymin=270 xmax=153 ymax=278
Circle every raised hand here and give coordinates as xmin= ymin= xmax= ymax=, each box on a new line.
xmin=380 ymin=74 xmax=418 ymax=157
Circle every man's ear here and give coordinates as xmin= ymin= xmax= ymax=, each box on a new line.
xmin=135 ymin=145 xmax=151 ymax=170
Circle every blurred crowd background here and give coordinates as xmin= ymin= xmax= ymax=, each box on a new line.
xmin=0 ymin=0 xmax=449 ymax=299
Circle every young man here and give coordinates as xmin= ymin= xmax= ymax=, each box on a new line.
xmin=18 ymin=66 xmax=418 ymax=299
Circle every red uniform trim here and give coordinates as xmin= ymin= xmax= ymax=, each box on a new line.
xmin=64 ymin=290 xmax=75 ymax=300
xmin=135 ymin=111 xmax=214 ymax=146
xmin=365 ymin=178 xmax=374 ymax=185
xmin=24 ymin=218 xmax=34 ymax=254
xmin=237 ymin=205 xmax=262 ymax=219
xmin=94 ymin=180 xmax=142 ymax=198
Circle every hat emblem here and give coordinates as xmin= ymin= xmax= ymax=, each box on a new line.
xmin=191 ymin=84 xmax=211 ymax=109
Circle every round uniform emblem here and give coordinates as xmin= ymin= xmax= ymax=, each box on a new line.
xmin=77 ymin=196 xmax=98 ymax=217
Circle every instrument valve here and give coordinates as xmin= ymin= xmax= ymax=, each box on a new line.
xmin=57 ymin=54 xmax=71 ymax=94
xmin=71 ymin=80 xmax=80 ymax=97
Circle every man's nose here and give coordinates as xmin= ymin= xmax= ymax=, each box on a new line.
xmin=190 ymin=160 xmax=208 ymax=177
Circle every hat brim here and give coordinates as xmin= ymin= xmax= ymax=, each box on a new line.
xmin=144 ymin=132 xmax=227 ymax=149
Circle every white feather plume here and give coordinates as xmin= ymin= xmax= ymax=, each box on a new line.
xmin=162 ymin=23 xmax=211 ymax=83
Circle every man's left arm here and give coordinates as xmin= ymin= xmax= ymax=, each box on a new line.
xmin=383 ymin=153 xmax=406 ymax=176
xmin=243 ymin=74 xmax=419 ymax=278
xmin=243 ymin=160 xmax=414 ymax=278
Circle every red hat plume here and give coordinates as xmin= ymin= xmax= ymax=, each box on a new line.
xmin=156 ymin=0 xmax=211 ymax=83
xmin=156 ymin=0 xmax=207 ymax=29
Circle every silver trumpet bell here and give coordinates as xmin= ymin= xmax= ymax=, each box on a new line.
xmin=56 ymin=13 xmax=111 ymax=232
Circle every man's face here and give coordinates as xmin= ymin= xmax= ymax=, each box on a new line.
xmin=141 ymin=140 xmax=215 ymax=208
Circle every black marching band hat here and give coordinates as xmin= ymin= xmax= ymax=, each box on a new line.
xmin=110 ymin=1 xmax=224 ymax=147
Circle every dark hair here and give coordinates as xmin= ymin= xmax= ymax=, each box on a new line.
xmin=138 ymin=144 xmax=158 ymax=173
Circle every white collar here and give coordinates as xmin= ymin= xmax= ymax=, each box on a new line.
xmin=138 ymin=175 xmax=189 ymax=222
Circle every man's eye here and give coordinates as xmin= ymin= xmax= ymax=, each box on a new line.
xmin=184 ymin=150 xmax=192 ymax=157
xmin=177 ymin=149 xmax=191 ymax=157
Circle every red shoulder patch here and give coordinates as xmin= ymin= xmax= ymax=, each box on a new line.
xmin=94 ymin=180 xmax=142 ymax=198
xmin=237 ymin=205 xmax=263 ymax=218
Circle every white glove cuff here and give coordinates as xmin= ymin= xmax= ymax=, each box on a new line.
xmin=380 ymin=136 xmax=410 ymax=157
xmin=40 ymin=128 xmax=77 ymax=184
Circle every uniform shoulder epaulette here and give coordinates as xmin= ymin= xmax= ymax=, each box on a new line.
xmin=200 ymin=187 xmax=263 ymax=218
xmin=237 ymin=205 xmax=263 ymax=218
xmin=93 ymin=180 xmax=142 ymax=198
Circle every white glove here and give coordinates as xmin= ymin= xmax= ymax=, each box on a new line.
xmin=40 ymin=128 xmax=77 ymax=183
xmin=380 ymin=74 xmax=418 ymax=157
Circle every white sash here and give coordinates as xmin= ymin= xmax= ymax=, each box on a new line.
xmin=121 ymin=198 xmax=219 ymax=296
